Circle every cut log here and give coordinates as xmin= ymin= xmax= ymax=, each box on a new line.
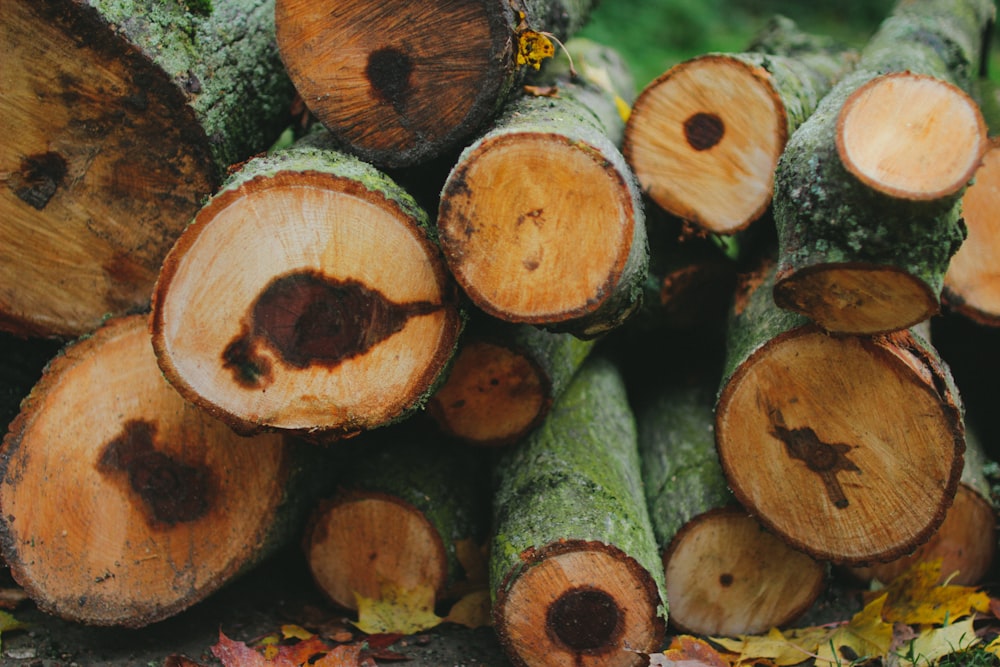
xmin=847 ymin=425 xmax=996 ymax=585
xmin=491 ymin=357 xmax=667 ymax=667
xmin=623 ymin=15 xmax=857 ymax=234
xmin=150 ymin=129 xmax=462 ymax=439
xmin=303 ymin=425 xmax=490 ymax=611
xmin=772 ymin=0 xmax=992 ymax=334
xmin=638 ymin=381 xmax=826 ymax=636
xmin=1 ymin=0 xmax=295 ymax=339
xmin=426 ymin=316 xmax=595 ymax=447
xmin=715 ymin=261 xmax=965 ymax=564
xmin=943 ymin=138 xmax=1000 ymax=325
xmin=0 ymin=314 xmax=327 ymax=627
xmin=274 ymin=0 xmax=595 ymax=169
xmin=437 ymin=40 xmax=646 ymax=339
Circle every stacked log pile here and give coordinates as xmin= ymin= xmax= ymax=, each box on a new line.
xmin=2 ymin=0 xmax=1000 ymax=665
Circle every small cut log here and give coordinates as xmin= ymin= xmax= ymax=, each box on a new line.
xmin=491 ymin=357 xmax=667 ymax=667
xmin=151 ymin=129 xmax=462 ymax=438
xmin=0 ymin=314 xmax=326 ymax=627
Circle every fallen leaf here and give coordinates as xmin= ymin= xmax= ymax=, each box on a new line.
xmin=353 ymin=581 xmax=443 ymax=635
xmin=281 ymin=624 xmax=315 ymax=641
xmin=894 ymin=618 xmax=979 ymax=666
xmin=163 ymin=656 xmax=205 ymax=667
xmin=816 ymin=594 xmax=893 ymax=666
xmin=211 ymin=631 xmax=296 ymax=667
xmin=881 ymin=560 xmax=991 ymax=625
xmin=0 ymin=610 xmax=27 ymax=654
xmin=712 ymin=626 xmax=821 ymax=666
xmin=312 ymin=643 xmax=364 ymax=667
xmin=277 ymin=636 xmax=335 ymax=665
xmin=444 ymin=588 xmax=492 ymax=629
xmin=653 ymin=635 xmax=730 ymax=666
xmin=516 ymin=29 xmax=554 ymax=70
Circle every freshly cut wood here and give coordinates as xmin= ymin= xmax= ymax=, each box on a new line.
xmin=437 ymin=40 xmax=646 ymax=339
xmin=943 ymin=138 xmax=1000 ymax=325
xmin=426 ymin=317 xmax=595 ymax=446
xmin=491 ymin=357 xmax=667 ymax=667
xmin=848 ymin=427 xmax=996 ymax=585
xmin=1 ymin=0 xmax=294 ymax=339
xmin=716 ymin=262 xmax=965 ymax=564
xmin=0 ymin=314 xmax=325 ymax=627
xmin=624 ymin=15 xmax=856 ymax=234
xmin=151 ymin=129 xmax=462 ymax=438
xmin=274 ymin=0 xmax=595 ymax=168
xmin=772 ymin=0 xmax=992 ymax=334
xmin=303 ymin=426 xmax=489 ymax=611
xmin=638 ymin=382 xmax=825 ymax=636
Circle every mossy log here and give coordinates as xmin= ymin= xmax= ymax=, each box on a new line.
xmin=1 ymin=0 xmax=295 ymax=339
xmin=772 ymin=0 xmax=992 ymax=335
xmin=274 ymin=0 xmax=596 ymax=169
xmin=0 ymin=314 xmax=328 ymax=627
xmin=303 ymin=424 xmax=490 ymax=611
xmin=426 ymin=315 xmax=595 ymax=447
xmin=490 ymin=357 xmax=666 ymax=667
xmin=943 ymin=138 xmax=1000 ymax=325
xmin=715 ymin=261 xmax=965 ymax=564
xmin=150 ymin=128 xmax=463 ymax=439
xmin=637 ymin=381 xmax=825 ymax=636
xmin=624 ymin=15 xmax=857 ymax=234
xmin=436 ymin=40 xmax=647 ymax=340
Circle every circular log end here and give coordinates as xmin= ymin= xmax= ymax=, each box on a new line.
xmin=715 ymin=326 xmax=963 ymax=564
xmin=1 ymin=0 xmax=215 ymax=338
xmin=438 ymin=134 xmax=635 ymax=324
xmin=663 ymin=507 xmax=825 ymax=636
xmin=837 ymin=72 xmax=987 ymax=200
xmin=151 ymin=169 xmax=461 ymax=436
xmin=773 ymin=264 xmax=939 ymax=335
xmin=426 ymin=340 xmax=550 ymax=446
xmin=494 ymin=543 xmax=665 ymax=667
xmin=0 ymin=314 xmax=291 ymax=627
xmin=274 ymin=0 xmax=513 ymax=167
xmin=303 ymin=492 xmax=448 ymax=611
xmin=624 ymin=55 xmax=785 ymax=234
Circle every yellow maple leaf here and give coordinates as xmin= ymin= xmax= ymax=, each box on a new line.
xmin=894 ymin=618 xmax=979 ymax=667
xmin=711 ymin=626 xmax=822 ymax=666
xmin=517 ymin=30 xmax=555 ymax=70
xmin=881 ymin=560 xmax=991 ymax=625
xmin=444 ymin=589 xmax=492 ymax=629
xmin=815 ymin=594 xmax=893 ymax=665
xmin=352 ymin=581 xmax=443 ymax=635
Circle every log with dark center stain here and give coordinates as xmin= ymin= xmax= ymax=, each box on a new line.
xmin=769 ymin=409 xmax=860 ymax=509
xmin=719 ymin=573 xmax=734 ymax=587
xmin=683 ymin=112 xmax=725 ymax=151
xmin=224 ymin=270 xmax=440 ymax=388
xmin=97 ymin=419 xmax=214 ymax=528
xmin=9 ymin=152 xmax=68 ymax=210
xmin=546 ymin=586 xmax=623 ymax=654
xmin=367 ymin=47 xmax=413 ymax=111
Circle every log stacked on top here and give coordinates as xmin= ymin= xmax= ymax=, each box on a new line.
xmin=1 ymin=1 xmax=999 ymax=663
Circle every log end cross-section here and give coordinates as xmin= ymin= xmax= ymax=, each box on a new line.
xmin=623 ymin=55 xmax=786 ymax=234
xmin=152 ymin=162 xmax=461 ymax=438
xmin=716 ymin=327 xmax=964 ymax=564
xmin=0 ymin=314 xmax=295 ymax=627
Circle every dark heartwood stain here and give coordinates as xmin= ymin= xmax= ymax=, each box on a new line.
xmin=10 ymin=152 xmax=68 ymax=210
xmin=683 ymin=112 xmax=725 ymax=151
xmin=769 ymin=409 xmax=860 ymax=509
xmin=367 ymin=47 xmax=413 ymax=110
xmin=546 ymin=586 xmax=623 ymax=653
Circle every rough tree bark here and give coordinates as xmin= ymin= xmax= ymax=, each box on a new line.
xmin=624 ymin=15 xmax=856 ymax=234
xmin=0 ymin=314 xmax=327 ymax=627
xmin=274 ymin=0 xmax=596 ymax=168
xmin=426 ymin=316 xmax=595 ymax=447
xmin=637 ymin=381 xmax=826 ymax=636
xmin=772 ymin=0 xmax=993 ymax=334
xmin=436 ymin=39 xmax=646 ymax=339
xmin=150 ymin=129 xmax=463 ymax=439
xmin=491 ymin=357 xmax=667 ymax=667
xmin=1 ymin=0 xmax=295 ymax=338
xmin=303 ymin=425 xmax=490 ymax=611
xmin=715 ymin=261 xmax=965 ymax=564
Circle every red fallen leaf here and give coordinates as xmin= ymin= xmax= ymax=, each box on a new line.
xmin=277 ymin=636 xmax=335 ymax=664
xmin=211 ymin=631 xmax=296 ymax=667
xmin=313 ymin=643 xmax=364 ymax=667
xmin=363 ymin=632 xmax=404 ymax=650
xmin=164 ymin=656 xmax=206 ymax=667
xmin=989 ymin=597 xmax=1000 ymax=620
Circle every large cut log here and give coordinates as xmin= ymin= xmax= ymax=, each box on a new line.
xmin=0 ymin=314 xmax=327 ymax=627
xmin=623 ymin=15 xmax=856 ymax=234
xmin=150 ymin=129 xmax=462 ymax=439
xmin=637 ymin=381 xmax=825 ymax=636
xmin=715 ymin=261 xmax=965 ymax=564
xmin=303 ymin=424 xmax=490 ymax=611
xmin=1 ymin=0 xmax=295 ymax=339
xmin=437 ymin=40 xmax=646 ymax=339
xmin=771 ymin=0 xmax=992 ymax=334
xmin=491 ymin=357 xmax=667 ymax=667
xmin=943 ymin=138 xmax=1000 ymax=325
xmin=274 ymin=0 xmax=595 ymax=169
xmin=426 ymin=316 xmax=595 ymax=447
